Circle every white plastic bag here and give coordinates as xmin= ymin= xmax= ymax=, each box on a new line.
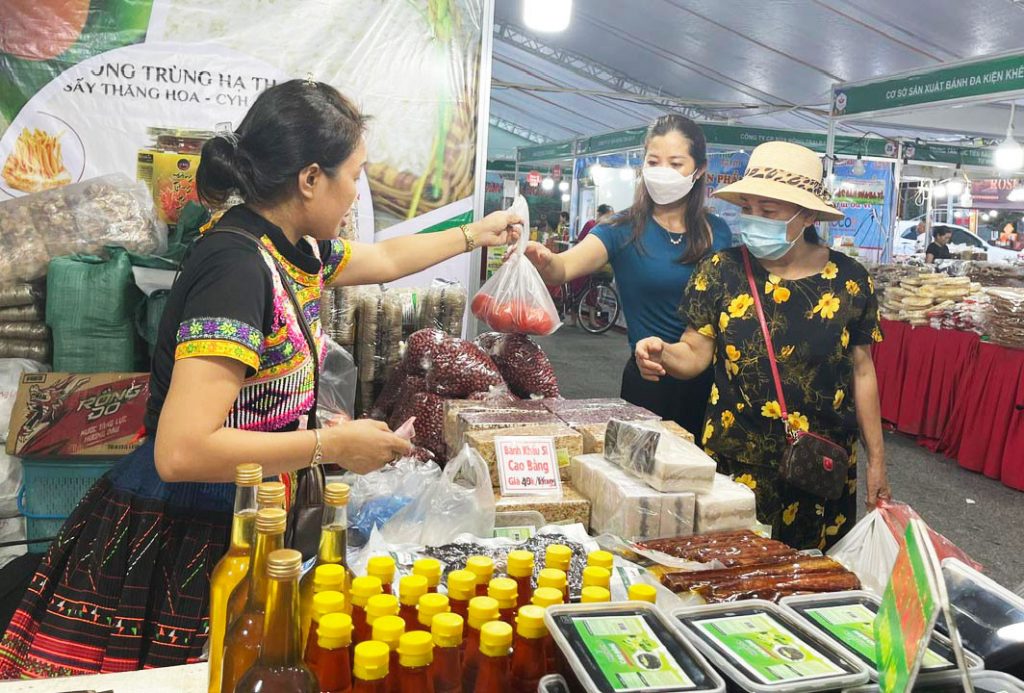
xmin=0 ymin=358 xmax=47 ymax=441
xmin=337 ymin=456 xmax=442 ymax=547
xmin=318 ymin=337 xmax=357 ymax=423
xmin=471 ymin=196 xmax=561 ymax=336
xmin=382 ymin=445 xmax=495 ymax=546
xmin=827 ymin=509 xmax=900 ymax=595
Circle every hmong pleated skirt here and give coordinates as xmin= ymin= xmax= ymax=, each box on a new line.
xmin=0 ymin=439 xmax=235 ymax=679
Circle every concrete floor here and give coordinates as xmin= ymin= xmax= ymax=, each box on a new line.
xmin=536 ymin=326 xmax=1024 ymax=591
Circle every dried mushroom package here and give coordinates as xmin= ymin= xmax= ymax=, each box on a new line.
xmin=604 ymin=419 xmax=716 ymax=493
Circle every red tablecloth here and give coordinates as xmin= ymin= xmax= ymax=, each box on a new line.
xmin=872 ymin=320 xmax=1024 ymax=491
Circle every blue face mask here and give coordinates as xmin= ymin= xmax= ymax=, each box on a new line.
xmin=739 ymin=211 xmax=802 ymax=260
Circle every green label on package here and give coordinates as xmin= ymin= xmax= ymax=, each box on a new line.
xmin=695 ymin=613 xmax=844 ymax=684
xmin=573 ymin=615 xmax=696 ymax=692
xmin=805 ymin=604 xmax=951 ymax=670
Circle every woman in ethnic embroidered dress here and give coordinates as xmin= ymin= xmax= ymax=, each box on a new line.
xmin=0 ymin=80 xmax=519 ymax=678
xmin=635 ymin=142 xmax=891 ymax=551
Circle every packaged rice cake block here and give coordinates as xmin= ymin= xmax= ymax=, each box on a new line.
xmin=463 ymin=424 xmax=583 ymax=485
xmin=694 ymin=473 xmax=757 ymax=534
xmin=494 ymin=483 xmax=590 ymax=526
xmin=453 ymin=409 xmax=560 ymax=452
xmin=604 ymin=419 xmax=716 ymax=493
xmin=442 ymin=398 xmax=545 ymax=453
xmin=578 ymin=418 xmax=693 ymax=454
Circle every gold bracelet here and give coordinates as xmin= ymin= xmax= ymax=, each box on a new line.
xmin=310 ymin=428 xmax=323 ymax=468
xmin=460 ymin=224 xmax=476 ymax=253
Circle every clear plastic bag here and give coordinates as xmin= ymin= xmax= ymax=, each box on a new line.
xmin=381 ymin=444 xmax=496 ymax=546
xmin=419 ymin=279 xmax=467 ymax=336
xmin=319 ymin=337 xmax=357 ymax=424
xmin=405 ymin=329 xmax=505 ymax=399
xmin=603 ymin=419 xmax=716 ymax=493
xmin=0 ymin=284 xmax=41 ymax=309
xmin=471 ymin=196 xmax=561 ymax=336
xmin=338 ymin=456 xmax=443 ymax=547
xmin=0 ymin=358 xmax=47 ymax=442
xmin=475 ymin=332 xmax=560 ymax=399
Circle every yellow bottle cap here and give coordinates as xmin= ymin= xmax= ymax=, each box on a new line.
xmin=397 ymin=630 xmax=434 ymax=668
xmin=431 ymin=612 xmax=464 ymax=648
xmin=367 ymin=555 xmax=396 ymax=583
xmin=257 ymin=481 xmax=286 ymax=507
xmin=478 ymin=621 xmax=513 ymax=658
xmin=317 ymin=612 xmax=353 ymax=650
xmin=506 ymin=550 xmax=535 ymax=578
xmin=515 ymin=605 xmax=548 ymax=640
xmin=372 ymin=615 xmax=405 ymax=650
xmin=465 ymin=555 xmax=494 ymax=584
xmin=531 ymin=587 xmax=564 ymax=608
xmin=413 ymin=557 xmax=441 ymax=588
xmin=446 ymin=569 xmax=477 ymax=601
xmin=353 ymin=640 xmax=390 ymax=681
xmin=350 ymin=576 xmax=383 ymax=608
xmin=545 ymin=544 xmax=572 ymax=571
xmin=312 ymin=590 xmax=346 ymax=621
xmin=313 ymin=564 xmax=347 ymax=593
xmin=537 ymin=568 xmax=567 ymax=591
xmin=399 ymin=574 xmax=429 ymax=606
xmin=234 ymin=463 xmax=263 ymax=486
xmin=417 ymin=593 xmax=450 ymax=628
xmin=628 ymin=583 xmax=657 ymax=604
xmin=365 ymin=594 xmax=400 ymax=625
xmin=582 ymin=566 xmax=611 ymax=590
xmin=581 ymin=586 xmax=611 ymax=604
xmin=487 ymin=577 xmax=518 ymax=609
xmin=467 ymin=596 xmax=500 ymax=630
xmin=587 ymin=550 xmax=614 ymax=570
xmin=323 ymin=482 xmax=350 ymax=506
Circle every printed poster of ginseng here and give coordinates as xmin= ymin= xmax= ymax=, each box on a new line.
xmin=0 ymin=0 xmax=486 ymax=236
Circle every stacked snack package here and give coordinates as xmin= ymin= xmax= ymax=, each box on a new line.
xmin=893 ymin=271 xmax=979 ymax=326
xmin=324 ymin=205 xmax=360 ymax=347
xmin=355 ymin=286 xmax=403 ymax=416
xmin=985 ymin=288 xmax=1024 ymax=349
xmin=0 ymin=283 xmax=49 ymax=363
xmin=418 ymin=279 xmax=467 ymax=336
xmin=966 ymin=261 xmax=1024 ymax=289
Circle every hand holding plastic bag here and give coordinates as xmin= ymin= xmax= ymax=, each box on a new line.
xmin=471 ymin=196 xmax=561 ymax=336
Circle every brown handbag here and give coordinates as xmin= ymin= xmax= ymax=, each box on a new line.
xmin=741 ymin=247 xmax=850 ymax=500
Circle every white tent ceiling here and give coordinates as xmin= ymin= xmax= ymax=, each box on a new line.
xmin=488 ymin=0 xmax=1024 ymax=155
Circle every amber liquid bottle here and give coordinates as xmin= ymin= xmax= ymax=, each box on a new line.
xmin=352 ymin=641 xmax=390 ymax=693
xmin=461 ymin=596 xmax=499 ymax=691
xmin=308 ymin=612 xmax=354 ymax=693
xmin=443 ymin=570 xmax=475 ymax=625
xmin=529 ymin=587 xmax=563 ymax=674
xmin=396 ymin=630 xmax=434 ymax=693
xmin=397 ymin=575 xmax=428 ymax=630
xmin=303 ymin=566 xmax=346 ymax=656
xmin=372 ymin=615 xmax=405 ymax=693
xmin=300 ymin=483 xmax=351 ymax=649
xmin=412 ymin=558 xmax=441 ymax=593
xmin=474 ymin=621 xmax=513 ymax=693
xmin=510 ymin=606 xmax=550 ymax=693
xmin=367 ymin=555 xmax=396 ymax=595
xmin=415 ymin=593 xmax=449 ymax=633
xmin=465 ymin=556 xmax=494 ymax=597
xmin=221 ymin=508 xmax=288 ymax=693
xmin=234 ymin=549 xmax=318 ymax=693
xmin=487 ymin=578 xmax=518 ymax=628
xmin=429 ymin=612 xmax=463 ymax=693
xmin=544 ymin=544 xmax=572 ymax=573
xmin=207 ymin=463 xmax=262 ymax=693
xmin=537 ymin=569 xmax=568 ymax=604
xmin=303 ymin=590 xmax=346 ymax=674
xmin=227 ymin=481 xmax=287 ymax=620
xmin=505 ymin=550 xmax=534 ymax=611
xmin=350 ymin=576 xmax=384 ymax=646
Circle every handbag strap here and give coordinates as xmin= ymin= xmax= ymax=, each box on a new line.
xmin=740 ymin=247 xmax=790 ymax=434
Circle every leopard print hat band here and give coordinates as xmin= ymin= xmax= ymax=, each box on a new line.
xmin=742 ymin=167 xmax=833 ymax=204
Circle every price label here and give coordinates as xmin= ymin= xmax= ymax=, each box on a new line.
xmin=495 ymin=436 xmax=562 ymax=497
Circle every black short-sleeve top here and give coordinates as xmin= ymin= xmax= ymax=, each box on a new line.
xmin=144 ymin=205 xmax=352 ymax=433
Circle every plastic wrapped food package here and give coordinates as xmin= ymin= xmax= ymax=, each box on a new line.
xmin=442 ymin=398 xmax=550 ymax=452
xmin=330 ymin=285 xmax=360 ymax=346
xmin=603 ymin=419 xmax=716 ymax=493
xmin=389 ymin=390 xmax=447 ymax=460
xmin=0 ymin=340 xmax=51 ymax=362
xmin=662 ymin=556 xmax=860 ymax=602
xmin=405 ymin=329 xmax=504 ymax=399
xmin=571 ymin=454 xmax=695 ymax=541
xmin=0 ymin=322 xmax=49 ymax=341
xmin=0 ymin=305 xmax=43 ymax=323
xmin=453 ymin=409 xmax=562 ymax=453
xmin=463 ymin=424 xmax=582 ymax=484
xmin=418 ymin=279 xmax=466 ymax=336
xmin=985 ymin=288 xmax=1024 ymax=348
xmin=694 ymin=474 xmax=757 ymax=534
xmin=475 ymin=332 xmax=560 ymax=399
xmin=494 ymin=484 xmax=591 ymax=527
xmin=0 ymin=283 xmax=41 ymax=309
xmin=355 ymin=286 xmax=403 ymax=414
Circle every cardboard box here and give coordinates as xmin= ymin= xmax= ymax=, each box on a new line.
xmin=7 ymin=373 xmax=149 ymax=459
xmin=463 ymin=424 xmax=583 ymax=485
xmin=495 ymin=483 xmax=591 ymax=526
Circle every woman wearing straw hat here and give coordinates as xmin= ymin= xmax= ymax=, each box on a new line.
xmin=635 ymin=141 xmax=890 ymax=550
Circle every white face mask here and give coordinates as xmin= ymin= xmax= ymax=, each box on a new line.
xmin=642 ymin=166 xmax=697 ymax=205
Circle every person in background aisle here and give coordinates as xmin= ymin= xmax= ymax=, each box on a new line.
xmin=0 ymin=79 xmax=518 ymax=679
xmin=577 ymin=204 xmax=614 ymax=244
xmin=558 ymin=211 xmax=571 ymax=239
xmin=925 ymin=227 xmax=953 ymax=263
xmin=524 ymin=115 xmax=732 ymax=436
xmin=635 ymin=142 xmax=890 ymax=551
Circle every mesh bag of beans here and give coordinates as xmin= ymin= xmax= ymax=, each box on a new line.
xmin=475 ymin=332 xmax=560 ymax=399
xmin=405 ymin=329 xmax=506 ymax=398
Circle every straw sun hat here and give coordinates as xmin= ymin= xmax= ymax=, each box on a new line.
xmin=712 ymin=141 xmax=844 ymax=222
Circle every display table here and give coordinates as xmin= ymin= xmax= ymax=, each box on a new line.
xmin=872 ymin=320 xmax=1024 ymax=491
xmin=1 ymin=663 xmax=206 ymax=692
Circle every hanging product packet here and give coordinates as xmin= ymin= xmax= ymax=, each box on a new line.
xmin=471 ymin=195 xmax=561 ymax=336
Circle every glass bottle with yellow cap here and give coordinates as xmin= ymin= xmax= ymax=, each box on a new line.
xmin=350 ymin=576 xmax=384 ymax=645
xmin=505 ymin=550 xmax=534 ymax=610
xmin=444 ymin=569 xmax=476 ymax=623
xmin=464 ymin=555 xmax=494 ymax=597
xmin=628 ymin=583 xmax=657 ymax=604
xmin=366 ymin=594 xmax=400 ymax=633
xmin=537 ymin=568 xmax=568 ymax=603
xmin=397 ymin=575 xmax=428 ymax=629
xmin=303 ymin=590 xmax=345 ymax=671
xmin=587 ymin=550 xmax=614 ymax=571
xmin=353 ymin=640 xmax=391 ymax=693
xmin=530 ymin=586 xmax=563 ymax=609
xmin=429 ymin=612 xmax=463 ymax=693
xmin=474 ymin=621 xmax=513 ymax=693
xmin=487 ymin=577 xmax=518 ymax=627
xmin=412 ymin=557 xmax=441 ymax=594
xmin=234 ymin=549 xmax=317 ymax=693
xmin=462 ymin=596 xmax=499 ymax=691
xmin=581 ymin=586 xmax=610 ymax=604
xmin=416 ymin=593 xmax=450 ymax=633
xmin=299 ymin=483 xmax=351 ymax=647
xmin=396 ymin=630 xmax=434 ymax=692
xmin=510 ymin=605 xmax=551 ymax=692
xmin=544 ymin=544 xmax=572 ymax=572
xmin=208 ymin=463 xmax=261 ymax=693
xmin=582 ymin=566 xmax=611 ymax=591
xmin=308 ymin=611 xmax=353 ymax=693
xmin=372 ymin=614 xmax=405 ymax=693
xmin=367 ymin=555 xmax=396 ymax=595
xmin=222 ymin=508 xmax=288 ymax=693
xmin=300 ymin=564 xmax=346 ymax=652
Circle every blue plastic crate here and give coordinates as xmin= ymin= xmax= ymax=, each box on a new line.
xmin=18 ymin=459 xmax=117 ymax=553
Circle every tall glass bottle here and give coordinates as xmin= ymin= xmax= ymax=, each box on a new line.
xmin=221 ymin=508 xmax=288 ymax=693
xmin=487 ymin=578 xmax=518 ymax=628
xmin=234 ymin=549 xmax=318 ymax=693
xmin=371 ymin=615 xmax=405 ymax=693
xmin=505 ymin=550 xmax=534 ymax=611
xmin=228 ymin=481 xmax=288 ymax=619
xmin=474 ymin=621 xmax=513 ymax=693
xmin=350 ymin=576 xmax=384 ymax=645
xmin=353 ymin=641 xmax=390 ymax=693
xmin=465 ymin=556 xmax=494 ymax=597
xmin=300 ymin=483 xmax=351 ymax=647
xmin=429 ymin=613 xmax=463 ymax=693
xmin=412 ymin=558 xmax=441 ymax=594
xmin=207 ymin=462 xmax=262 ymax=693
xmin=303 ymin=590 xmax=346 ymax=673
xmin=444 ymin=570 xmax=475 ymax=624
xmin=396 ymin=630 xmax=434 ymax=693
xmin=397 ymin=575 xmax=428 ymax=629
xmin=415 ymin=593 xmax=449 ymax=633
xmin=461 ymin=596 xmax=499 ymax=691
xmin=510 ymin=605 xmax=550 ymax=693
xmin=367 ymin=555 xmax=396 ymax=595
xmin=308 ymin=612 xmax=354 ymax=693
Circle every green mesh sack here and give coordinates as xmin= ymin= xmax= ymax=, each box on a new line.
xmin=46 ymin=248 xmax=144 ymax=372
xmin=137 ymin=289 xmax=170 ymax=357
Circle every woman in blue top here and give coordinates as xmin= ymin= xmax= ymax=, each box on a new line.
xmin=525 ymin=115 xmax=732 ymax=435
